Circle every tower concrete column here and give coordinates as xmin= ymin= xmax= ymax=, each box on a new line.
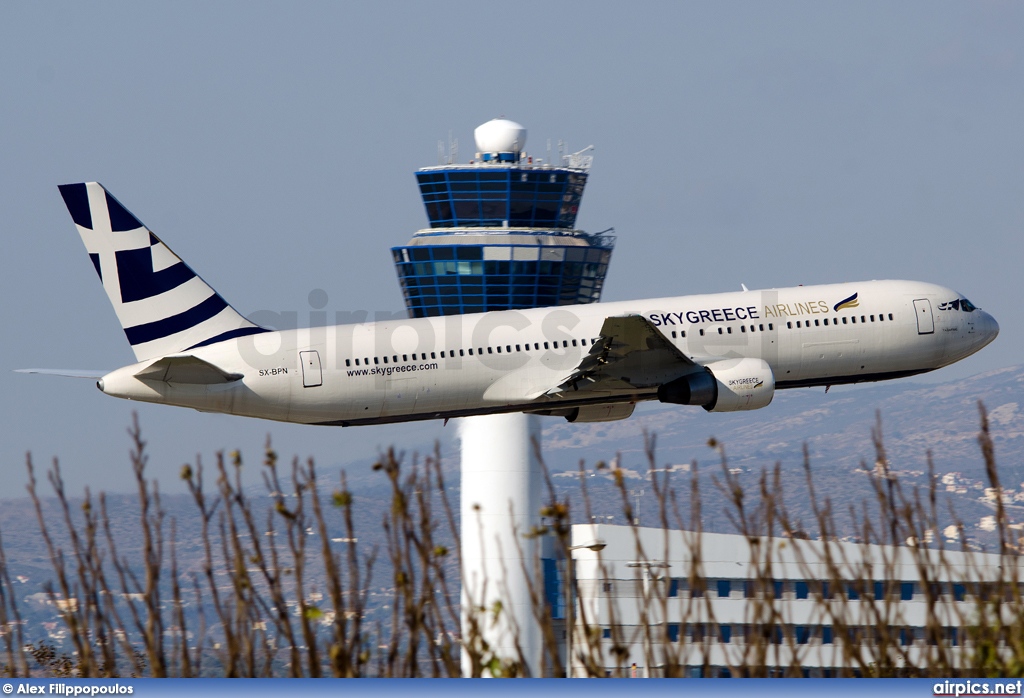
xmin=459 ymin=412 xmax=542 ymax=676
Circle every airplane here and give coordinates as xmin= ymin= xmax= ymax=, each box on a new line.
xmin=21 ymin=182 xmax=999 ymax=426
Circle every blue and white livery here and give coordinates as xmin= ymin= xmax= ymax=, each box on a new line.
xmin=57 ymin=182 xmax=267 ymax=362
xmin=21 ymin=183 xmax=1000 ymax=426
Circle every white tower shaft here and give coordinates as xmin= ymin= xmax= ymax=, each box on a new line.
xmin=459 ymin=412 xmax=542 ymax=676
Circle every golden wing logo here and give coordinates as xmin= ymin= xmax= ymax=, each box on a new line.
xmin=834 ymin=292 xmax=859 ymax=312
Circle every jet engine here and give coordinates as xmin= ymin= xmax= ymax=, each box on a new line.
xmin=657 ymin=358 xmax=775 ymax=412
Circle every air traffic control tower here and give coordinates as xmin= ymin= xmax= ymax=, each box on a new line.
xmin=391 ymin=118 xmax=613 ymax=316
xmin=390 ymin=119 xmax=613 ymax=676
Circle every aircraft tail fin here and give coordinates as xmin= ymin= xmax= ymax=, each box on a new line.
xmin=57 ymin=183 xmax=267 ymax=362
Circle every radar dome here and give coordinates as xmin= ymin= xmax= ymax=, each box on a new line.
xmin=474 ymin=118 xmax=527 ymax=155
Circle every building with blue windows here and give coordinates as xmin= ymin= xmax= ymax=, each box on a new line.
xmin=560 ymin=523 xmax=1009 ymax=677
xmin=392 ymin=119 xmax=614 ymax=318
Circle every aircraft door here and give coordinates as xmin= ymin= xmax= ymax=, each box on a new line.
xmin=913 ymin=299 xmax=934 ymax=335
xmin=383 ymin=377 xmax=417 ymax=415
xmin=300 ymin=350 xmax=323 ymax=387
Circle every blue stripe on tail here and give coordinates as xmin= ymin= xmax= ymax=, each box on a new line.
xmin=105 ymin=190 xmax=143 ymax=231
xmin=58 ymin=184 xmax=92 ymax=229
xmin=115 ymin=247 xmax=197 ymax=303
xmin=124 ymin=294 xmax=229 ymax=345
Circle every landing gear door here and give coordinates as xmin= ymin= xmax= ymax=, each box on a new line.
xmin=913 ymin=299 xmax=934 ymax=335
xmin=300 ymin=350 xmax=323 ymax=387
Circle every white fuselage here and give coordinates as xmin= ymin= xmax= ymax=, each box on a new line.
xmin=97 ymin=280 xmax=998 ymax=426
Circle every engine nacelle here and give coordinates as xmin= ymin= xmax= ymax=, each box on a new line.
xmin=657 ymin=358 xmax=775 ymax=412
xmin=565 ymin=402 xmax=636 ymax=423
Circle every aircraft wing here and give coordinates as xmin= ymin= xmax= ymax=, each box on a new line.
xmin=542 ymin=314 xmax=701 ymax=398
xmin=135 ymin=355 xmax=242 ymax=384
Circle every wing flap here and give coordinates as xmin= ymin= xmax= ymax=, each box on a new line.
xmin=543 ymin=314 xmax=700 ymax=397
xmin=135 ymin=355 xmax=242 ymax=385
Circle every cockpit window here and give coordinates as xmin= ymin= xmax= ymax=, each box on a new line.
xmin=938 ymin=297 xmax=977 ymax=312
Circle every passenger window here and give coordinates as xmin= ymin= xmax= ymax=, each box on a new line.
xmin=871 ymin=315 xmax=875 ymax=322
xmin=671 ymin=330 xmax=677 ymax=338
xmin=787 ymin=322 xmax=793 ymax=329
xmin=727 ymin=327 xmax=732 ymax=334
xmin=544 ymin=342 xmax=549 ymax=349
xmin=563 ymin=340 xmax=568 ymax=348
xmin=699 ymin=329 xmax=705 ymax=336
xmin=383 ymin=356 xmax=389 ymax=364
xmin=759 ymin=324 xmax=764 ymax=331
xmin=888 ymin=313 xmax=893 ymax=320
xmin=851 ymin=317 xmax=856 ymax=324
xmin=506 ymin=345 xmax=511 ymax=353
xmin=718 ymin=328 xmax=723 ymax=335
xmin=842 ymin=317 xmax=847 ymax=324
xmin=345 ymin=359 xmax=351 ymax=367
xmin=459 ymin=349 xmax=465 ymax=357
xmin=440 ymin=351 xmax=445 ymax=358
xmin=403 ymin=354 xmax=408 ymax=362
xmin=496 ymin=346 xmax=502 ymax=353
xmin=681 ymin=331 xmax=686 ymax=338
xmin=571 ymin=339 xmax=577 ymax=347
xmin=861 ymin=316 xmax=866 ymax=323
xmin=516 ymin=344 xmax=521 ymax=351
xmin=814 ymin=320 xmax=820 ymax=327
xmin=768 ymin=323 xmax=773 ymax=330
xmin=354 ymin=359 xmax=360 ymax=366
xmin=487 ymin=347 xmax=493 ymax=354
xmin=373 ymin=357 xmax=379 ymax=365
xmin=468 ymin=348 xmax=474 ymax=355
xmin=740 ymin=326 xmax=746 ymax=333
xmin=431 ymin=352 xmax=436 ymax=359
xmin=534 ymin=343 xmax=540 ymax=350
xmin=393 ymin=355 xmax=398 ymax=362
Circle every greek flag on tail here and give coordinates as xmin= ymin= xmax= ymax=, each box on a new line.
xmin=58 ymin=182 xmax=267 ymax=363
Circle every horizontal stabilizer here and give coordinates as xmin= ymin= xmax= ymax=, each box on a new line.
xmin=135 ymin=355 xmax=242 ymax=385
xmin=15 ymin=368 xmax=109 ymax=378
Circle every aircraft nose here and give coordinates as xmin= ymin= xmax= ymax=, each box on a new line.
xmin=978 ymin=310 xmax=999 ymax=346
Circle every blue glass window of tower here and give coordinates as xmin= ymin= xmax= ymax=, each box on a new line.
xmin=416 ymin=168 xmax=587 ymax=229
xmin=392 ymin=243 xmax=612 ymax=318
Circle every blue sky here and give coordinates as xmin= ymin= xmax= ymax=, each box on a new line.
xmin=1 ymin=1 xmax=1021 ymax=497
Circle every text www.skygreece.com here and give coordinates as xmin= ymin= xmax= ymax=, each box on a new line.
xmin=934 ymin=680 xmax=1024 ymax=696
xmin=346 ymin=362 xmax=439 ymax=377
